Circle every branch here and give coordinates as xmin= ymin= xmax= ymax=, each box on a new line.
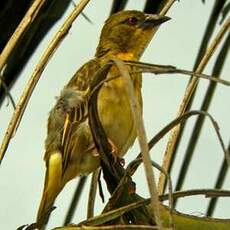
xmin=0 ymin=0 xmax=91 ymax=164
xmin=0 ymin=0 xmax=46 ymax=71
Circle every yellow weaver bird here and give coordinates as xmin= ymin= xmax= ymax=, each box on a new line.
xmin=36 ymin=10 xmax=169 ymax=227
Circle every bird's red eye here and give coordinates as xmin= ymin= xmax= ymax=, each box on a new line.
xmin=126 ymin=17 xmax=138 ymax=25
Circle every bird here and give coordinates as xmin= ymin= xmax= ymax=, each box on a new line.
xmin=36 ymin=10 xmax=170 ymax=227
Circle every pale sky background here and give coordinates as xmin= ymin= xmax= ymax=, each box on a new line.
xmin=0 ymin=1 xmax=229 ymax=229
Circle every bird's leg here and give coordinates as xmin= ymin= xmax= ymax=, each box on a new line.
xmin=85 ymin=139 xmax=125 ymax=166
xmin=89 ymin=138 xmax=125 ymax=167
xmin=107 ymin=138 xmax=125 ymax=167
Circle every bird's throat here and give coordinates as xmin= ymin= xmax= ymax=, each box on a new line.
xmin=116 ymin=52 xmax=136 ymax=61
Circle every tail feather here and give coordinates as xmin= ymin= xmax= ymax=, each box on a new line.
xmin=36 ymin=151 xmax=63 ymax=228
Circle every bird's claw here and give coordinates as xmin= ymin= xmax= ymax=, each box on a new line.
xmin=107 ymin=138 xmax=125 ymax=167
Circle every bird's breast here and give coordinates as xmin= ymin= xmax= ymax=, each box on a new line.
xmin=97 ymin=71 xmax=142 ymax=156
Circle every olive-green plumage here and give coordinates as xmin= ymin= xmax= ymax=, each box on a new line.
xmin=36 ymin=10 xmax=169 ymax=227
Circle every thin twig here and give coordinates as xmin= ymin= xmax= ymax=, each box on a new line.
xmin=55 ymin=225 xmax=159 ymax=230
xmin=158 ymin=16 xmax=230 ymax=194
xmin=0 ymin=76 xmax=16 ymax=109
xmin=71 ymin=0 xmax=93 ymax=24
xmin=112 ymin=57 xmax=163 ymax=230
xmin=0 ymin=0 xmax=91 ymax=164
xmin=193 ymin=0 xmax=227 ymax=70
xmin=159 ymin=0 xmax=177 ymax=16
xmin=0 ymin=0 xmax=46 ymax=71
xmin=89 ymin=62 xmax=230 ymax=100
xmin=87 ymin=169 xmax=100 ymax=218
xmin=159 ymin=189 xmax=230 ymax=201
xmin=79 ymin=199 xmax=150 ymax=226
xmin=124 ymin=61 xmax=230 ymax=86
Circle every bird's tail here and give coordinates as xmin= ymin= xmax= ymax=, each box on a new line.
xmin=36 ymin=151 xmax=63 ymax=228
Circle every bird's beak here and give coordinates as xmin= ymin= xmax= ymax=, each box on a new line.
xmin=140 ymin=14 xmax=171 ymax=29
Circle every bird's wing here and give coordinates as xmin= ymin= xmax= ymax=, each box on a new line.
xmin=44 ymin=59 xmax=101 ymax=168
xmin=37 ymin=59 xmax=102 ymax=225
xmin=61 ymin=99 xmax=85 ymax=170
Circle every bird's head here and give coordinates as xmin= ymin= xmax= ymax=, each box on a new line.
xmin=95 ymin=10 xmax=170 ymax=60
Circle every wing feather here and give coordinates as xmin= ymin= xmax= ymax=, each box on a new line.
xmin=44 ymin=59 xmax=101 ymax=175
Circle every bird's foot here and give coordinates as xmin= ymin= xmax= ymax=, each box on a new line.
xmin=108 ymin=138 xmax=125 ymax=167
